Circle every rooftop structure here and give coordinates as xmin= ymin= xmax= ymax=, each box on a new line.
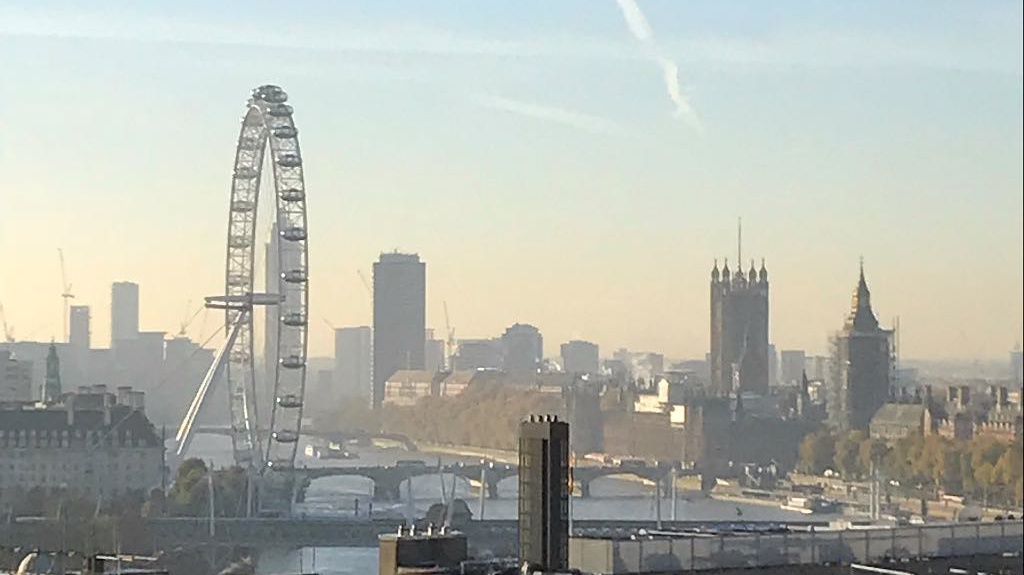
xmin=0 ymin=385 xmax=161 ymax=500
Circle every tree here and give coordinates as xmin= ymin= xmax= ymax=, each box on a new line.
xmin=993 ymin=442 xmax=1023 ymax=502
xmin=974 ymin=462 xmax=995 ymax=507
xmin=798 ymin=429 xmax=837 ymax=474
xmin=834 ymin=433 xmax=864 ymax=479
xmin=858 ymin=438 xmax=890 ymax=476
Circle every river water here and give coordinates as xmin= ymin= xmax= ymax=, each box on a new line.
xmin=187 ymin=436 xmax=838 ymax=575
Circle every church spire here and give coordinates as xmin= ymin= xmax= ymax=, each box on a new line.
xmin=43 ymin=341 xmax=62 ymax=404
xmin=848 ymin=259 xmax=879 ymax=331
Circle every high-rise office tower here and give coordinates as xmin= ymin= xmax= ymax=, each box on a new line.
xmin=68 ymin=305 xmax=91 ymax=383
xmin=709 ymin=258 xmax=770 ymax=396
xmin=779 ymin=350 xmax=806 ymax=387
xmin=110 ymin=281 xmax=140 ymax=346
xmin=424 ymin=329 xmax=445 ymax=373
xmin=827 ymin=264 xmax=892 ymax=431
xmin=560 ymin=340 xmax=599 ymax=375
xmin=372 ymin=252 xmax=426 ymax=407
xmin=335 ymin=326 xmax=372 ymax=402
xmin=518 ymin=415 xmax=569 ymax=571
xmin=501 ymin=323 xmax=543 ymax=373
xmin=454 ymin=339 xmax=503 ymax=371
xmin=69 ymin=305 xmax=91 ymax=352
xmin=264 ymin=222 xmax=281 ymax=416
xmin=1012 ymin=343 xmax=1023 ymax=388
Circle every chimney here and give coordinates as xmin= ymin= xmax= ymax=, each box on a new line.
xmin=117 ymin=386 xmax=132 ymax=406
xmin=946 ymin=386 xmax=958 ymax=404
xmin=129 ymin=390 xmax=146 ymax=412
xmin=958 ymin=386 xmax=970 ymax=409
xmin=103 ymin=393 xmax=114 ymax=426
xmin=92 ymin=384 xmax=108 ymax=395
xmin=66 ymin=393 xmax=76 ymax=426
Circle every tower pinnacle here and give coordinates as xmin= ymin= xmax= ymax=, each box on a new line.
xmin=43 ymin=342 xmax=62 ymax=404
xmin=848 ymin=261 xmax=879 ymax=331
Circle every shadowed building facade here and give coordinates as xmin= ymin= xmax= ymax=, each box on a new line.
xmin=372 ymin=253 xmax=426 ymax=408
xmin=710 ymin=260 xmax=770 ymax=396
xmin=828 ymin=264 xmax=893 ymax=431
xmin=518 ymin=415 xmax=569 ymax=571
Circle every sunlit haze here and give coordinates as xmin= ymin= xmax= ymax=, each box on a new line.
xmin=1 ymin=0 xmax=1021 ymax=360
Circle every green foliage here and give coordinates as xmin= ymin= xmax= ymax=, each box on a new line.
xmin=798 ymin=429 xmax=836 ymax=474
xmin=833 ymin=431 xmax=867 ymax=479
xmin=166 ymin=458 xmax=250 ymax=517
xmin=380 ymin=382 xmax=564 ymax=451
xmin=315 ymin=400 xmax=382 ymax=433
xmin=799 ymin=429 xmax=1023 ymax=507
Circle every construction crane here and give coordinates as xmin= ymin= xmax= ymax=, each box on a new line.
xmin=443 ymin=301 xmax=456 ymax=371
xmin=356 ymin=269 xmax=372 ymax=296
xmin=0 ymin=302 xmax=15 ymax=343
xmin=58 ymin=248 xmax=74 ymax=343
xmin=177 ymin=299 xmax=204 ymax=338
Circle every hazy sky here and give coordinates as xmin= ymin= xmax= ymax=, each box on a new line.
xmin=1 ymin=1 xmax=1021 ymax=361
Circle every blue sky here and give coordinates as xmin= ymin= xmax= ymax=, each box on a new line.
xmin=0 ymin=1 xmax=1021 ymax=360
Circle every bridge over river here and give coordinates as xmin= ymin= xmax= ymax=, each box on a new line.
xmin=299 ymin=460 xmax=698 ymax=501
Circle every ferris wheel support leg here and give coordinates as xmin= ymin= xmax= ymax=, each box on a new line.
xmin=175 ymin=308 xmax=250 ymax=458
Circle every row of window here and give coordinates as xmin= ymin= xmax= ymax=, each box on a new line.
xmin=2 ymin=461 xmax=159 ymax=472
xmin=0 ymin=438 xmax=153 ymax=448
xmin=0 ymin=449 xmax=158 ymax=458
xmin=0 ymin=473 xmax=159 ymax=486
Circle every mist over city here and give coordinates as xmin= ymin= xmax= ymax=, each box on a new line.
xmin=1 ymin=2 xmax=1022 ymax=575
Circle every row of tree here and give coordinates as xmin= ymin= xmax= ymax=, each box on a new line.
xmin=314 ymin=382 xmax=565 ymax=451
xmin=798 ymin=429 xmax=1023 ymax=507
xmin=382 ymin=382 xmax=564 ymax=450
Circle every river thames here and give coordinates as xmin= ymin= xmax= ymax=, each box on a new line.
xmin=186 ymin=435 xmax=839 ymax=575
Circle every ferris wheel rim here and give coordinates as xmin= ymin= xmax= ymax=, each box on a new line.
xmin=222 ymin=84 xmax=310 ymax=476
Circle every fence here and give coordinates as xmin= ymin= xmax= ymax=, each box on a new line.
xmin=569 ymin=520 xmax=1024 ymax=574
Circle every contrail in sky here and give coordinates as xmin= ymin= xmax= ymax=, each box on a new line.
xmin=614 ymin=0 xmax=701 ymax=130
xmin=479 ymin=95 xmax=620 ymax=135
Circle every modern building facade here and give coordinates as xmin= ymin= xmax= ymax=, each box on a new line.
xmin=779 ymin=350 xmax=806 ymax=387
xmin=827 ymin=265 xmax=893 ymax=431
xmin=561 ymin=340 xmax=599 ymax=375
xmin=372 ymin=253 xmax=426 ymax=407
xmin=110 ymin=281 xmax=140 ymax=346
xmin=424 ymin=329 xmax=445 ymax=373
xmin=1012 ymin=343 xmax=1023 ymax=388
xmin=501 ymin=323 xmax=543 ymax=373
xmin=69 ymin=305 xmax=91 ymax=353
xmin=454 ymin=338 xmax=503 ymax=371
xmin=518 ymin=415 xmax=569 ymax=571
xmin=335 ymin=326 xmax=372 ymax=402
xmin=0 ymin=351 xmax=32 ymax=403
xmin=710 ymin=259 xmax=770 ymax=396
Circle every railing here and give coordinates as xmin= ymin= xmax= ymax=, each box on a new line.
xmin=570 ymin=520 xmax=1024 ymax=573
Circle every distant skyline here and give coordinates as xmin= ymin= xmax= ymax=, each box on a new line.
xmin=0 ymin=1 xmax=1021 ymax=360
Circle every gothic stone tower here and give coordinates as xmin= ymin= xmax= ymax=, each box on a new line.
xmin=43 ymin=342 xmax=62 ymax=404
xmin=828 ymin=263 xmax=892 ymax=431
xmin=710 ymin=259 xmax=770 ymax=396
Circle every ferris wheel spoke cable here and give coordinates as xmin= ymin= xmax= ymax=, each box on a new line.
xmin=175 ymin=86 xmax=310 ymax=504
